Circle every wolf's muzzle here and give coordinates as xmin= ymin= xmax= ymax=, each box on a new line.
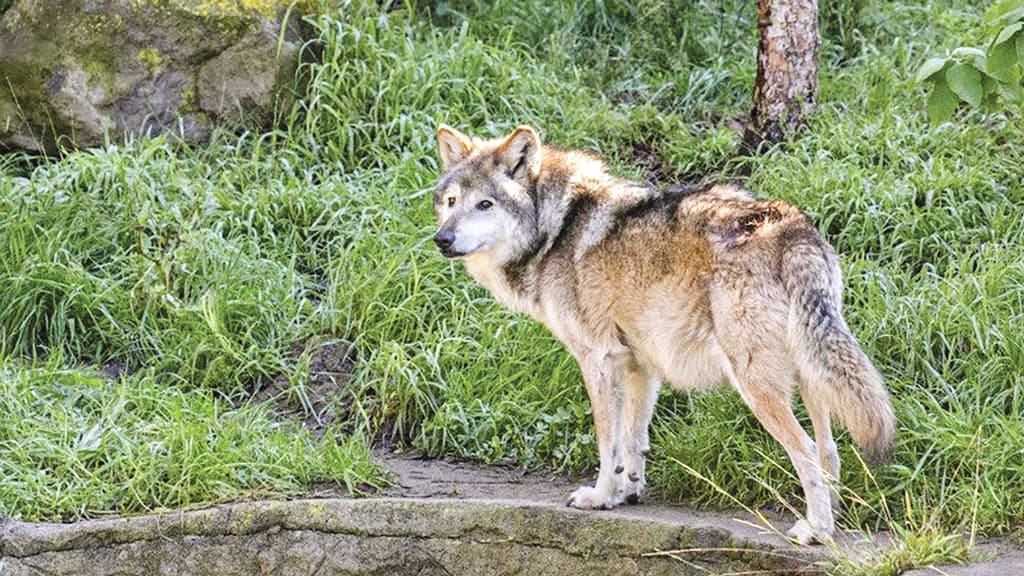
xmin=434 ymin=229 xmax=457 ymax=257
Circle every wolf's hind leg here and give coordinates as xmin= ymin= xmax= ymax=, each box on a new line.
xmin=619 ymin=363 xmax=660 ymax=504
xmin=566 ymin=347 xmax=628 ymax=510
xmin=726 ymin=359 xmax=834 ymax=545
xmin=799 ymin=376 xmax=841 ymax=512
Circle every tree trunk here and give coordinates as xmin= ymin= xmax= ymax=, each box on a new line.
xmin=745 ymin=0 xmax=820 ymax=150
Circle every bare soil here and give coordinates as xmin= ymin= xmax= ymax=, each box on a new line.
xmin=376 ymin=451 xmax=577 ymax=503
xmin=250 ymin=337 xmax=357 ymax=435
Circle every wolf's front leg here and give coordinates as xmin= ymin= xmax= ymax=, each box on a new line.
xmin=566 ymin=348 xmax=628 ymax=510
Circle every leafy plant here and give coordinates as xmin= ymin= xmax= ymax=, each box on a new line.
xmin=917 ymin=0 xmax=1024 ymax=122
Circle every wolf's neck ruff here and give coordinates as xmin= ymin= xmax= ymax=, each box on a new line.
xmin=490 ymin=147 xmax=659 ymax=299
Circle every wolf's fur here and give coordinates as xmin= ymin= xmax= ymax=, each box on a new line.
xmin=431 ymin=124 xmax=895 ymax=544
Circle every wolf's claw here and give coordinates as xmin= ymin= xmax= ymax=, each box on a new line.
xmin=786 ymin=519 xmax=833 ymax=545
xmin=566 ymin=486 xmax=615 ymax=510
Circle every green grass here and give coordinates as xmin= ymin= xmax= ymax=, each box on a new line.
xmin=1 ymin=2 xmax=1022 ymax=565
xmin=0 ymin=356 xmax=384 ymax=521
xmin=832 ymin=527 xmax=973 ymax=576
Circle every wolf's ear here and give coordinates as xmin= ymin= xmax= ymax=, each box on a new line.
xmin=437 ymin=124 xmax=474 ymax=172
xmin=495 ymin=126 xmax=542 ymax=184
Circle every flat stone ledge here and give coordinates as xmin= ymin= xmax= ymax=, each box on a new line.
xmin=0 ymin=498 xmax=831 ymax=575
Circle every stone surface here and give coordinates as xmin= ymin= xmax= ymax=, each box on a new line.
xmin=0 ymin=498 xmax=832 ymax=575
xmin=0 ymin=0 xmax=308 ymax=153
xmin=1 ymin=455 xmax=1019 ymax=575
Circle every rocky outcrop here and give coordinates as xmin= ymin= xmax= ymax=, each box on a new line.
xmin=0 ymin=0 xmax=310 ymax=153
xmin=0 ymin=498 xmax=827 ymax=575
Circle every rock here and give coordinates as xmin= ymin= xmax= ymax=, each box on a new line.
xmin=0 ymin=498 xmax=829 ymax=575
xmin=0 ymin=0 xmax=310 ymax=153
xmin=197 ymin=18 xmax=302 ymax=127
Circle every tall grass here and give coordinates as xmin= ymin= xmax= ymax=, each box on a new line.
xmin=0 ymin=357 xmax=384 ymax=521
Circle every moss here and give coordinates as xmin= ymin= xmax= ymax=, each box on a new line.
xmin=8 ymin=0 xmax=84 ymax=34
xmin=229 ymin=507 xmax=256 ymax=534
xmin=67 ymin=39 xmax=119 ymax=106
xmin=3 ymin=3 xmax=121 ymax=101
xmin=137 ymin=48 xmax=164 ymax=76
xmin=2 ymin=0 xmax=314 ymax=151
xmin=181 ymin=0 xmax=316 ymax=19
xmin=306 ymin=501 xmax=325 ymax=520
xmin=0 ymin=59 xmax=57 ymax=142
xmin=179 ymin=85 xmax=198 ymax=113
xmin=132 ymin=0 xmax=315 ymax=19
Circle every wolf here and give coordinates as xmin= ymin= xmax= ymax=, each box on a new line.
xmin=430 ymin=124 xmax=895 ymax=544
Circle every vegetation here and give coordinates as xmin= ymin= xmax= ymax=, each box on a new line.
xmin=1 ymin=3 xmax=1021 ymax=573
xmin=917 ymin=0 xmax=1024 ymax=122
xmin=165 ymin=0 xmax=315 ymax=18
xmin=0 ymin=359 xmax=382 ymax=520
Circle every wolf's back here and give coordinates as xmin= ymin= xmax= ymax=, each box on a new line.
xmin=780 ymin=226 xmax=896 ymax=465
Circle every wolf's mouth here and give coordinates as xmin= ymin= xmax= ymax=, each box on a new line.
xmin=438 ymin=242 xmax=483 ymax=259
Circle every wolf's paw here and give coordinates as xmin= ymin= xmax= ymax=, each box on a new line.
xmin=785 ymin=519 xmax=833 ymax=546
xmin=565 ymin=486 xmax=616 ymax=510
xmin=619 ymin=467 xmax=645 ymax=505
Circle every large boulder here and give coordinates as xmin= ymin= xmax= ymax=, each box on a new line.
xmin=0 ymin=0 xmax=311 ymax=153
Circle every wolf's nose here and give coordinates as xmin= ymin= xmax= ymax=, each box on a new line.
xmin=434 ymin=230 xmax=455 ymax=250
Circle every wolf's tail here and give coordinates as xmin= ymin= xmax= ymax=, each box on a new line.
xmin=780 ymin=227 xmax=895 ymax=465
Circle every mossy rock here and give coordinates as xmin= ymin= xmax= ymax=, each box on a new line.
xmin=0 ymin=0 xmax=311 ymax=153
xmin=0 ymin=498 xmax=827 ymax=575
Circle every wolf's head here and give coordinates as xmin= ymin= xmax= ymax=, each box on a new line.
xmin=431 ymin=124 xmax=542 ymax=261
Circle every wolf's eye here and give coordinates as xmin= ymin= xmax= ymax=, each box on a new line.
xmin=446 ymin=197 xmax=456 ymax=207
xmin=477 ymin=200 xmax=493 ymax=211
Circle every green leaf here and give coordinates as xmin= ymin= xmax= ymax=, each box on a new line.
xmin=987 ymin=38 xmax=1022 ymax=83
xmin=994 ymin=21 xmax=1024 ymax=45
xmin=1018 ymin=32 xmax=1024 ymax=65
xmin=952 ymin=47 xmax=988 ymax=70
xmin=927 ymin=77 xmax=960 ymax=123
xmin=917 ymin=57 xmax=950 ymax=83
xmin=988 ymin=5 xmax=1024 ymax=26
xmin=987 ymin=0 xmax=1024 ymax=25
xmin=982 ymin=76 xmax=1002 ymax=108
xmin=946 ymin=63 xmax=984 ymax=106
xmin=998 ymin=78 xmax=1023 ymax=101
xmin=982 ymin=74 xmax=999 ymax=96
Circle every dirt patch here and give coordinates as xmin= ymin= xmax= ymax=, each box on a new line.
xmin=100 ymin=360 xmax=125 ymax=381
xmin=631 ymin=141 xmax=677 ymax=187
xmin=376 ymin=452 xmax=579 ymax=503
xmin=250 ymin=337 xmax=357 ymax=435
xmin=629 ymin=141 xmax=708 ymax=195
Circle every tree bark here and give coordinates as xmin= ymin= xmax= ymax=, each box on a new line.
xmin=745 ymin=0 xmax=820 ymax=151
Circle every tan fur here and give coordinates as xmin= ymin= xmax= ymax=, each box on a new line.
xmin=432 ymin=125 xmax=896 ymax=545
